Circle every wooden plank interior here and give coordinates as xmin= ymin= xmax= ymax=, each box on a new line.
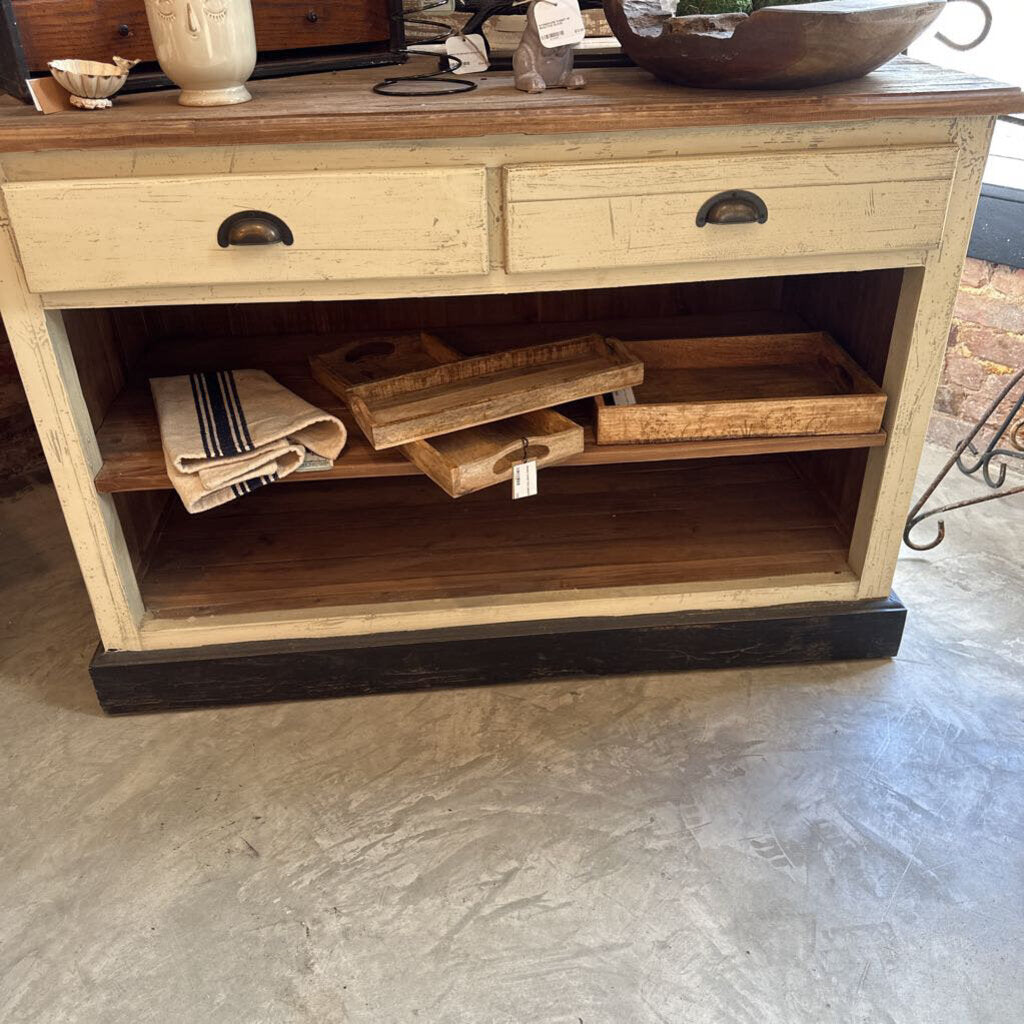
xmin=777 ymin=268 xmax=906 ymax=534
xmin=113 ymin=490 xmax=172 ymax=574
xmin=139 ymin=457 xmax=852 ymax=618
xmin=779 ymin=268 xmax=905 ymax=385
xmin=0 ymin=59 xmax=1018 ymax=153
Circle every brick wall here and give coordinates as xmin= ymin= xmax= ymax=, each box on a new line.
xmin=930 ymin=258 xmax=1024 ymax=455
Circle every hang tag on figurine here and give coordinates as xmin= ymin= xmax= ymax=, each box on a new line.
xmin=609 ymin=387 xmax=637 ymax=406
xmin=446 ymin=34 xmax=489 ymax=75
xmin=534 ymin=0 xmax=586 ymax=49
xmin=512 ymin=460 xmax=538 ymax=500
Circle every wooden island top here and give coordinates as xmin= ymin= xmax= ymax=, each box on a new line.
xmin=0 ymin=57 xmax=1019 ymax=154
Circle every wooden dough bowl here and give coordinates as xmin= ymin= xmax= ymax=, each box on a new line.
xmin=603 ymin=0 xmax=947 ymax=90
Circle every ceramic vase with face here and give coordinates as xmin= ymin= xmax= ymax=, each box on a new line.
xmin=144 ymin=0 xmax=257 ymax=106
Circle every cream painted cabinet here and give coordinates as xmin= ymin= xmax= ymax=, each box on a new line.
xmin=0 ymin=62 xmax=1016 ymax=712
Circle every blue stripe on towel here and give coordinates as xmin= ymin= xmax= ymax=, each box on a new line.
xmin=218 ymin=370 xmax=252 ymax=455
xmin=224 ymin=370 xmax=255 ymax=450
xmin=200 ymin=371 xmax=243 ymax=457
xmin=194 ymin=373 xmax=223 ymax=457
xmin=188 ymin=374 xmax=213 ymax=458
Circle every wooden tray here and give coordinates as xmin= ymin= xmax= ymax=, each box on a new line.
xmin=594 ymin=332 xmax=887 ymax=444
xmin=409 ymin=410 xmax=584 ymax=498
xmin=343 ymin=334 xmax=643 ymax=451
xmin=310 ymin=331 xmax=463 ymax=390
xmin=311 ymin=333 xmax=585 ymax=496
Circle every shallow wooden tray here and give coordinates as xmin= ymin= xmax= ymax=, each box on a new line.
xmin=410 ymin=410 xmax=584 ymax=498
xmin=343 ymin=334 xmax=643 ymax=451
xmin=594 ymin=332 xmax=887 ymax=444
xmin=311 ymin=333 xmax=585 ymax=496
xmin=310 ymin=331 xmax=462 ymax=390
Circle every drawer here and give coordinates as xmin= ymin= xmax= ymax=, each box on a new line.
xmin=12 ymin=0 xmax=390 ymax=69
xmin=3 ymin=168 xmax=489 ymax=293
xmin=504 ymin=146 xmax=958 ymax=274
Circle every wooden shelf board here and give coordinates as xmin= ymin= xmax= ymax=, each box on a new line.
xmin=139 ymin=457 xmax=853 ymax=618
xmin=91 ymin=320 xmax=886 ymax=494
xmin=93 ymin=375 xmax=886 ymax=493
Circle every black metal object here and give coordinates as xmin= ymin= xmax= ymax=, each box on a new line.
xmin=374 ymin=0 xmax=478 ymax=95
xmin=90 ymin=595 xmax=907 ymax=714
xmin=904 ymin=367 xmax=1024 ymax=550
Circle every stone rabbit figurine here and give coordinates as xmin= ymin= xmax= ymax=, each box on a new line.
xmin=513 ymin=1 xmax=586 ymax=93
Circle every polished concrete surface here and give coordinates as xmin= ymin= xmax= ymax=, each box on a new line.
xmin=1 ymin=446 xmax=1021 ymax=1024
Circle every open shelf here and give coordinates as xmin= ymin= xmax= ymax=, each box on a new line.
xmin=139 ymin=456 xmax=853 ymax=618
xmin=92 ymin=323 xmax=886 ymax=494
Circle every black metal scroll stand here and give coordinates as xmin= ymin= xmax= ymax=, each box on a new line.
xmin=904 ymin=367 xmax=1024 ymax=550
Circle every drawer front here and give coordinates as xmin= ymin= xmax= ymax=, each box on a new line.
xmin=4 ymin=168 xmax=489 ymax=293
xmin=504 ymin=146 xmax=958 ymax=274
xmin=13 ymin=0 xmax=391 ymax=70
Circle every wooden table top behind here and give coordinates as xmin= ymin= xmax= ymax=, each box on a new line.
xmin=0 ymin=57 xmax=1020 ymax=154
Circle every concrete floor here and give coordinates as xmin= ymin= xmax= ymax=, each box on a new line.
xmin=1 ymin=445 xmax=1021 ymax=1024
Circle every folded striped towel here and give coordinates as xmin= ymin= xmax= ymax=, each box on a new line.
xmin=150 ymin=370 xmax=346 ymax=514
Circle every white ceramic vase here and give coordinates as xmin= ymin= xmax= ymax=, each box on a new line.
xmin=144 ymin=0 xmax=257 ymax=106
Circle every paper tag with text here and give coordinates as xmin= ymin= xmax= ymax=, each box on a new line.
xmin=512 ymin=460 xmax=538 ymax=499
xmin=446 ymin=34 xmax=489 ymax=75
xmin=609 ymin=387 xmax=637 ymax=406
xmin=534 ymin=0 xmax=586 ymax=49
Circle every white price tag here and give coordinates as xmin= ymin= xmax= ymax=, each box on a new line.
xmin=609 ymin=387 xmax=637 ymax=406
xmin=533 ymin=0 xmax=586 ymax=49
xmin=446 ymin=33 xmax=489 ymax=75
xmin=512 ymin=460 xmax=538 ymax=500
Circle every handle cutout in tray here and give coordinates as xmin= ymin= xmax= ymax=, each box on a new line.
xmin=345 ymin=341 xmax=397 ymax=363
xmin=492 ymin=444 xmax=550 ymax=475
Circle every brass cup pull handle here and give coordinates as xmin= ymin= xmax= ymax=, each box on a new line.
xmin=217 ymin=210 xmax=294 ymax=248
xmin=695 ymin=190 xmax=769 ymax=227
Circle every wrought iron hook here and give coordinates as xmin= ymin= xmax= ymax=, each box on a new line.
xmin=904 ymin=367 xmax=1024 ymax=551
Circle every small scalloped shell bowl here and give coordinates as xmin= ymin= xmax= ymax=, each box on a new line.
xmin=47 ymin=57 xmax=139 ymax=109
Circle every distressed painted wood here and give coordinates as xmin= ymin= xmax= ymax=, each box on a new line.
xmin=2 ymin=167 xmax=489 ymax=293
xmin=0 ymin=66 xmax=1012 ymax=664
xmin=0 ymin=119 xmax=971 ymax=310
xmin=503 ymin=145 xmax=958 ymax=201
xmin=0 ymin=196 xmax=143 ymax=650
xmin=505 ymin=147 xmax=956 ymax=273
xmin=91 ymin=595 xmax=908 ymax=714
xmin=849 ymin=115 xmax=997 ymax=597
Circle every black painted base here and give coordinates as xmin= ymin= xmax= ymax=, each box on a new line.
xmin=90 ymin=595 xmax=906 ymax=714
